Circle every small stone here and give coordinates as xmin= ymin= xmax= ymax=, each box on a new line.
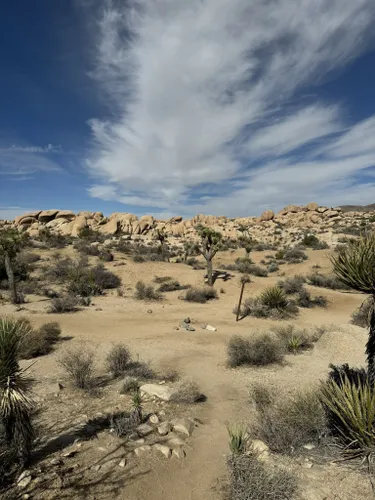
xmin=137 ymin=423 xmax=154 ymax=436
xmin=118 ymin=458 xmax=127 ymax=467
xmin=22 ymin=494 xmax=31 ymax=500
xmin=149 ymin=414 xmax=160 ymax=424
xmin=92 ymin=464 xmax=101 ymax=472
xmin=154 ymin=443 xmax=172 ymax=458
xmin=98 ymin=447 xmax=107 ymax=452
xmin=17 ymin=470 xmax=32 ymax=489
xmin=157 ymin=421 xmax=172 ymax=436
xmin=303 ymin=443 xmax=316 ymax=451
xmin=140 ymin=383 xmax=174 ymax=401
xmin=62 ymin=450 xmax=77 ymax=458
xmin=173 ymin=327 xmax=179 ymax=331
xmin=183 ymin=317 xmax=191 ymax=324
xmin=302 ymin=460 xmax=314 ymax=469
xmin=147 ymin=309 xmax=153 ymax=314
xmin=205 ymin=324 xmax=217 ymax=332
xmin=167 ymin=436 xmax=185 ymax=448
xmin=172 ymin=448 xmax=186 ymax=459
xmin=251 ymin=440 xmax=269 ymax=454
xmin=173 ymin=418 xmax=195 ymax=436
xmin=134 ymin=445 xmax=152 ymax=457
xmin=49 ymin=458 xmax=63 ymax=467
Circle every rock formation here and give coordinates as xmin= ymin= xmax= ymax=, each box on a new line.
xmin=1 ymin=202 xmax=373 ymax=248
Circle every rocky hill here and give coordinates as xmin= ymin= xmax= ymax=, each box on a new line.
xmin=0 ymin=203 xmax=373 ymax=247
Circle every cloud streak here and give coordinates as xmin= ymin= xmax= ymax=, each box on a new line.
xmin=0 ymin=143 xmax=62 ymax=176
xmin=85 ymin=0 xmax=375 ymax=215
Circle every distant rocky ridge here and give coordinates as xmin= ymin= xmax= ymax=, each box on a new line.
xmin=0 ymin=203 xmax=373 ymax=247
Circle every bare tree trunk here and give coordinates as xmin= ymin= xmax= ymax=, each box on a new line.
xmin=236 ymin=282 xmax=246 ymax=322
xmin=4 ymin=252 xmax=18 ymax=304
xmin=366 ymin=298 xmax=375 ymax=386
xmin=206 ymin=257 xmax=213 ymax=286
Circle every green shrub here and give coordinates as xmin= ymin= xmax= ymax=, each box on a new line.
xmin=278 ymin=275 xmax=306 ymax=294
xmin=134 ymin=281 xmax=163 ymax=301
xmin=320 ymin=376 xmax=375 ymax=453
xmin=283 ymin=248 xmax=308 ymax=263
xmin=253 ymin=387 xmax=325 ymax=454
xmin=260 ymin=286 xmax=288 ymax=309
xmin=301 ymin=234 xmax=329 ymax=249
xmin=275 ymin=249 xmax=285 ymax=260
xmin=237 ymin=296 xmax=298 ymax=320
xmin=99 ymin=250 xmax=114 ymax=262
xmin=58 ymin=346 xmax=95 ymax=390
xmin=248 ymin=264 xmax=268 ymax=277
xmin=227 ymin=334 xmax=285 ymax=368
xmin=227 ymin=451 xmax=298 ymax=500
xmin=48 ymin=295 xmax=78 ymax=313
xmin=351 ymin=299 xmax=371 ymax=327
xmin=105 ymin=344 xmax=132 ymax=378
xmin=307 ymin=273 xmax=349 ymax=290
xmin=183 ymin=286 xmax=218 ymax=303
xmin=124 ymin=360 xmax=155 ymax=379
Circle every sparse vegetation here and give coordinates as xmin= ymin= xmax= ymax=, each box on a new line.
xmin=272 ymin=324 xmax=316 ymax=354
xmin=307 ymin=273 xmax=349 ymax=290
xmin=301 ymin=234 xmax=329 ymax=249
xmin=58 ymin=346 xmax=95 ymax=390
xmin=105 ymin=344 xmax=132 ymax=378
xmin=120 ymin=376 xmax=140 ymax=394
xmin=278 ymin=275 xmax=305 ymax=294
xmin=48 ymin=295 xmax=79 ymax=313
xmin=19 ymin=321 xmax=62 ymax=359
xmin=183 ymin=286 xmax=218 ymax=303
xmin=227 ymin=334 xmax=285 ymax=368
xmin=283 ymin=247 xmax=308 ymax=263
xmin=227 ymin=451 xmax=298 ymax=500
xmin=134 ymin=281 xmax=163 ymax=301
xmin=351 ymin=298 xmax=371 ymax=327
xmin=170 ymin=377 xmax=204 ymax=403
xmin=252 ymin=385 xmax=325 ymax=454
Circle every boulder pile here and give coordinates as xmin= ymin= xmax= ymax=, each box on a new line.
xmin=1 ymin=203 xmax=373 ymax=247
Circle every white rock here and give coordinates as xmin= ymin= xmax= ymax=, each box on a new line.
xmin=172 ymin=448 xmax=186 ymax=459
xmin=173 ymin=418 xmax=195 ymax=436
xmin=154 ymin=444 xmax=172 ymax=458
xmin=303 ymin=443 xmax=316 ymax=451
xmin=149 ymin=414 xmax=160 ymax=424
xmin=17 ymin=470 xmax=32 ymax=488
xmin=118 ymin=458 xmax=127 ymax=467
xmin=167 ymin=436 xmax=185 ymax=448
xmin=134 ymin=445 xmax=152 ymax=457
xmin=140 ymin=383 xmax=174 ymax=401
xmin=136 ymin=423 xmax=154 ymax=436
xmin=250 ymin=440 xmax=269 ymax=453
xmin=205 ymin=324 xmax=217 ymax=331
xmin=157 ymin=421 xmax=172 ymax=436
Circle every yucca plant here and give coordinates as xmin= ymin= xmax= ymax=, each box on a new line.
xmin=331 ymin=232 xmax=375 ymax=383
xmin=320 ymin=376 xmax=375 ymax=454
xmin=130 ymin=389 xmax=142 ymax=425
xmin=261 ymin=285 xmax=288 ymax=309
xmin=0 ymin=317 xmax=34 ymax=466
xmin=227 ymin=424 xmax=249 ymax=455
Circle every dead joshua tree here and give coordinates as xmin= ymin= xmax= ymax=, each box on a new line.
xmin=236 ymin=274 xmax=251 ymax=321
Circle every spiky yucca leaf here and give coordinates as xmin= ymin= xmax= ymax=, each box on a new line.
xmin=331 ymin=232 xmax=375 ymax=295
xmin=260 ymin=286 xmax=288 ymax=309
xmin=320 ymin=376 xmax=375 ymax=452
xmin=227 ymin=424 xmax=249 ymax=455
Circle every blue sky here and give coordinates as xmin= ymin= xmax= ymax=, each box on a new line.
xmin=1 ymin=0 xmax=375 ymax=220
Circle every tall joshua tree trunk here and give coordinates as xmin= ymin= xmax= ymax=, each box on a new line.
xmin=205 ymin=253 xmax=213 ymax=286
xmin=4 ymin=252 xmax=18 ymax=304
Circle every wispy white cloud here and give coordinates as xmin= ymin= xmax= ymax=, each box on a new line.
xmin=85 ymin=0 xmax=375 ymax=215
xmin=0 ymin=143 xmax=62 ymax=176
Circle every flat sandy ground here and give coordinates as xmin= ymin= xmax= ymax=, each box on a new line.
xmin=0 ymin=247 xmax=371 ymax=500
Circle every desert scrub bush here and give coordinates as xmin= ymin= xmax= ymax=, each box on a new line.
xmin=134 ymin=281 xmax=163 ymax=301
xmin=120 ymin=376 xmax=140 ymax=394
xmin=351 ymin=298 xmax=372 ymax=327
xmin=278 ymin=275 xmax=306 ymax=295
xmin=124 ymin=359 xmax=155 ymax=379
xmin=283 ymin=247 xmax=308 ymax=263
xmin=227 ymin=424 xmax=248 ymax=455
xmin=90 ymin=263 xmax=121 ymax=289
xmin=183 ymin=286 xmax=218 ymax=303
xmin=58 ymin=346 xmax=95 ymax=390
xmin=73 ymin=240 xmax=101 ymax=256
xmin=105 ymin=344 xmax=131 ymax=378
xmin=253 ymin=386 xmax=325 ymax=454
xmin=48 ymin=295 xmax=78 ymax=313
xmin=99 ymin=250 xmax=114 ymax=262
xmin=301 ymin=234 xmax=329 ymax=249
xmin=227 ymin=334 xmax=285 ymax=368
xmin=248 ymin=264 xmax=268 ymax=277
xmin=19 ymin=321 xmax=62 ymax=359
xmin=267 ymin=262 xmax=279 ymax=273
xmin=296 ymin=288 xmax=328 ymax=308
xmin=186 ymin=257 xmax=206 ymax=269
xmin=272 ymin=324 xmax=314 ymax=354
xmin=156 ymin=278 xmax=188 ymax=292
xmin=233 ymin=257 xmax=253 ymax=274
xmin=227 ymin=450 xmax=298 ymax=500
xmin=237 ymin=294 xmax=298 ymax=320
xmin=307 ymin=273 xmax=349 ymax=290
xmin=170 ymin=377 xmax=204 ymax=403
xmin=320 ymin=375 xmax=375 ymax=454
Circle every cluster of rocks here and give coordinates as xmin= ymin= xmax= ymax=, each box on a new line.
xmin=1 ymin=202 xmax=373 ymax=248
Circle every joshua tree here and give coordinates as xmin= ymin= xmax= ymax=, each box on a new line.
xmin=0 ymin=317 xmax=34 ymax=467
xmin=0 ymin=228 xmax=23 ymax=304
xmin=183 ymin=241 xmax=196 ymax=263
xmin=155 ymin=228 xmax=169 ymax=262
xmin=196 ymin=225 xmax=223 ymax=286
xmin=237 ymin=225 xmax=254 ymax=258
xmin=331 ymin=233 xmax=375 ymax=384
